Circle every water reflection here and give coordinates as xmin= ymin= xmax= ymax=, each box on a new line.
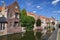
xmin=0 ymin=33 xmax=22 ymax=40
xmin=0 ymin=31 xmax=42 ymax=40
xmin=22 ymin=32 xmax=25 ymax=37
xmin=21 ymin=31 xmax=42 ymax=40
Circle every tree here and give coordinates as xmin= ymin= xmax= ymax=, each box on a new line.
xmin=20 ymin=8 xmax=27 ymax=26
xmin=20 ymin=9 xmax=35 ymax=31
xmin=21 ymin=8 xmax=27 ymax=16
xmin=36 ymin=19 xmax=41 ymax=27
xmin=21 ymin=15 xmax=35 ymax=30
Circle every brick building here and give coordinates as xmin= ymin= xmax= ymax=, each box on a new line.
xmin=0 ymin=1 xmax=21 ymax=36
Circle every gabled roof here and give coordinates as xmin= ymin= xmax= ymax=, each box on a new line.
xmin=7 ymin=1 xmax=19 ymax=9
xmin=39 ymin=16 xmax=47 ymax=19
xmin=27 ymin=12 xmax=38 ymax=17
xmin=49 ymin=18 xmax=55 ymax=21
xmin=7 ymin=1 xmax=20 ymax=13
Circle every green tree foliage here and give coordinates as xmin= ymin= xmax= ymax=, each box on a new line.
xmin=20 ymin=9 xmax=35 ymax=31
xmin=21 ymin=31 xmax=36 ymax=40
xmin=21 ymin=15 xmax=35 ymax=30
xmin=36 ymin=19 xmax=41 ymax=27
xmin=21 ymin=8 xmax=27 ymax=16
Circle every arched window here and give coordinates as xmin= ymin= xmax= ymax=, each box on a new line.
xmin=36 ymin=19 xmax=41 ymax=27
xmin=52 ymin=21 xmax=55 ymax=25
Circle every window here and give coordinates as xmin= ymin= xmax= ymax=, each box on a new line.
xmin=0 ymin=23 xmax=2 ymax=30
xmin=10 ymin=13 xmax=13 ymax=17
xmin=2 ymin=23 xmax=5 ymax=30
xmin=10 ymin=22 xmax=12 ymax=27
xmin=0 ymin=23 xmax=5 ymax=30
xmin=15 ymin=13 xmax=19 ymax=18
xmin=14 ymin=22 xmax=18 ymax=27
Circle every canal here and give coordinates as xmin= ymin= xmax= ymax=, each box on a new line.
xmin=0 ymin=31 xmax=42 ymax=40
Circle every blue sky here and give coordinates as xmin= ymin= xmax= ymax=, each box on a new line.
xmin=0 ymin=0 xmax=60 ymax=20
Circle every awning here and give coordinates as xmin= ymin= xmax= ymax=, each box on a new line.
xmin=0 ymin=15 xmax=7 ymax=23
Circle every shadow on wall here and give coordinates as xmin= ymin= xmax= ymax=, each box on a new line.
xmin=58 ymin=24 xmax=60 ymax=28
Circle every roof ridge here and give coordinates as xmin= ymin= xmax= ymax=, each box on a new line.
xmin=7 ymin=1 xmax=18 ymax=9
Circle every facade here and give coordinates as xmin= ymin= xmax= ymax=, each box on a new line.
xmin=39 ymin=16 xmax=48 ymax=29
xmin=0 ymin=1 xmax=21 ymax=36
xmin=27 ymin=12 xmax=38 ymax=30
xmin=27 ymin=12 xmax=47 ymax=28
xmin=27 ymin=12 xmax=57 ymax=33
xmin=39 ymin=16 xmax=56 ymax=29
xmin=49 ymin=18 xmax=57 ymax=28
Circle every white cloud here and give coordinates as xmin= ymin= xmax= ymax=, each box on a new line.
xmin=52 ymin=0 xmax=60 ymax=5
xmin=36 ymin=6 xmax=42 ymax=9
xmin=33 ymin=11 xmax=36 ymax=13
xmin=0 ymin=1 xmax=5 ymax=3
xmin=58 ymin=11 xmax=60 ymax=13
xmin=36 ymin=6 xmax=41 ymax=8
xmin=53 ymin=10 xmax=60 ymax=14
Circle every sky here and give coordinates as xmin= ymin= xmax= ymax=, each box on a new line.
xmin=0 ymin=0 xmax=60 ymax=20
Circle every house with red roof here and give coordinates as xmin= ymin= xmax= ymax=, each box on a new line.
xmin=27 ymin=12 xmax=57 ymax=32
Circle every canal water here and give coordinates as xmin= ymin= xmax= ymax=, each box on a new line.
xmin=0 ymin=31 xmax=42 ymax=40
xmin=21 ymin=31 xmax=42 ymax=40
